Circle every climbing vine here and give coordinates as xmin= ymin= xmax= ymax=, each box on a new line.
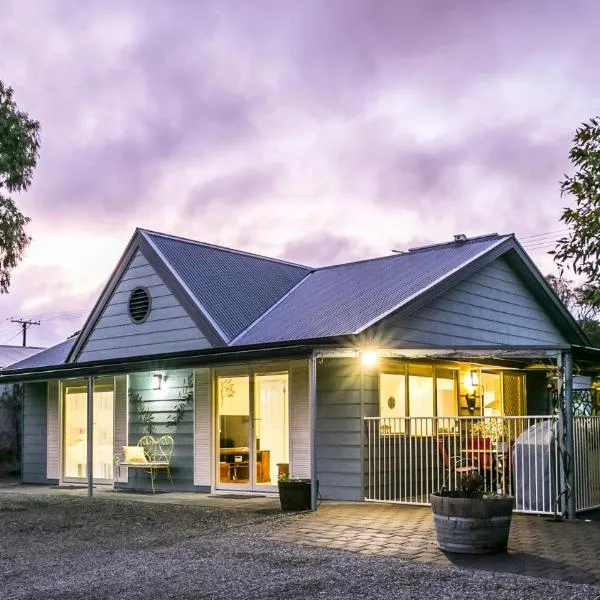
xmin=130 ymin=371 xmax=193 ymax=435
xmin=167 ymin=372 xmax=193 ymax=428
xmin=130 ymin=388 xmax=155 ymax=435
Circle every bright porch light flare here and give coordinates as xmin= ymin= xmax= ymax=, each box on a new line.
xmin=361 ymin=350 xmax=379 ymax=368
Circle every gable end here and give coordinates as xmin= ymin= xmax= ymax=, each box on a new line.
xmin=371 ymin=256 xmax=572 ymax=348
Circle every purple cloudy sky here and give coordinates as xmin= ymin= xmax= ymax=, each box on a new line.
xmin=0 ymin=0 xmax=598 ymax=348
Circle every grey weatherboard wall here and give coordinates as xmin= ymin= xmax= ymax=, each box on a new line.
xmin=77 ymin=250 xmax=211 ymax=362
xmin=22 ymin=382 xmax=54 ymax=484
xmin=120 ymin=369 xmax=198 ymax=492
xmin=316 ymin=358 xmax=377 ymax=501
xmin=375 ymin=257 xmax=569 ymax=347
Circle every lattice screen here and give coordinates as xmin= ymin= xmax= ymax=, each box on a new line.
xmin=503 ymin=373 xmax=524 ymax=416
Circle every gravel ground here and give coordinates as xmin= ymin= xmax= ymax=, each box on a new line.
xmin=0 ymin=492 xmax=598 ymax=600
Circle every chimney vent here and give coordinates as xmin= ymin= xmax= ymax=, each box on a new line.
xmin=454 ymin=234 xmax=468 ymax=243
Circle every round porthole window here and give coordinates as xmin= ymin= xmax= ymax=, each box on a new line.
xmin=128 ymin=287 xmax=151 ymax=323
xmin=388 ymin=396 xmax=396 ymax=410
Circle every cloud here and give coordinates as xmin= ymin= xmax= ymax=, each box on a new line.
xmin=279 ymin=233 xmax=379 ymax=267
xmin=1 ymin=0 xmax=600 ymax=344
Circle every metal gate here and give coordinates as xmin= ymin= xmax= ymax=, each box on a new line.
xmin=574 ymin=416 xmax=600 ymax=512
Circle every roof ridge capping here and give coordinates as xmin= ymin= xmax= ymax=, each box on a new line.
xmin=138 ymin=228 xmax=312 ymax=270
xmin=407 ymin=232 xmax=510 ymax=253
xmin=314 ymin=233 xmax=513 ymax=272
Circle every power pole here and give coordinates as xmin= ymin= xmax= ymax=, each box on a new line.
xmin=10 ymin=318 xmax=40 ymax=347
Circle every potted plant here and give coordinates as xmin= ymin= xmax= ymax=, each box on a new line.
xmin=277 ymin=473 xmax=312 ymax=511
xmin=431 ymin=471 xmax=515 ymax=554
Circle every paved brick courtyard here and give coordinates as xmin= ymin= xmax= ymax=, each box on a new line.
xmin=271 ymin=501 xmax=600 ymax=586
xmin=3 ymin=483 xmax=599 ymax=588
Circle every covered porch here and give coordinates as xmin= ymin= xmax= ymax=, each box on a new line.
xmin=360 ymin=346 xmax=600 ymax=516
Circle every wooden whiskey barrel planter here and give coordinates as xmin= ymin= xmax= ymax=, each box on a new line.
xmin=430 ymin=492 xmax=515 ymax=554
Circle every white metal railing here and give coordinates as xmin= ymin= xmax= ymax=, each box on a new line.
xmin=364 ymin=416 xmax=562 ymax=515
xmin=574 ymin=416 xmax=600 ymax=512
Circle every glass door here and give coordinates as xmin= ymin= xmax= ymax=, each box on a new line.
xmin=217 ymin=375 xmax=251 ymax=488
xmin=254 ymin=373 xmax=288 ymax=490
xmin=62 ymin=378 xmax=114 ymax=482
xmin=216 ymin=370 xmax=289 ymax=491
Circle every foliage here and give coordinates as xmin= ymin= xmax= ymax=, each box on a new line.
xmin=0 ymin=384 xmax=23 ymax=468
xmin=553 ymin=116 xmax=600 ymax=297
xmin=545 ymin=274 xmax=577 ymax=312
xmin=545 ymin=274 xmax=600 ymax=345
xmin=440 ymin=471 xmax=485 ymax=498
xmin=131 ymin=371 xmax=193 ymax=435
xmin=470 ymin=418 xmax=513 ymax=442
xmin=457 ymin=471 xmax=485 ymax=498
xmin=166 ymin=372 xmax=193 ymax=428
xmin=579 ymin=318 xmax=600 ymax=348
xmin=0 ymin=81 xmax=40 ymax=293
xmin=129 ymin=388 xmax=155 ymax=435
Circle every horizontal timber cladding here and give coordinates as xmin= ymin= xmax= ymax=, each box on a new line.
xmin=22 ymin=382 xmax=54 ymax=484
xmin=125 ymin=369 xmax=195 ymax=491
xmin=375 ymin=257 xmax=569 ymax=347
xmin=77 ymin=250 xmax=211 ymax=363
xmin=316 ymin=358 xmax=378 ymax=501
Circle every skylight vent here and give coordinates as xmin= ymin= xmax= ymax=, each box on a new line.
xmin=128 ymin=287 xmax=151 ymax=323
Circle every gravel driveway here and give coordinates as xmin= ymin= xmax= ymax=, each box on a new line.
xmin=1 ymin=491 xmax=598 ymax=600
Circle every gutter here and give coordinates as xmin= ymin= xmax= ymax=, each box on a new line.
xmin=0 ymin=342 xmax=337 ymax=384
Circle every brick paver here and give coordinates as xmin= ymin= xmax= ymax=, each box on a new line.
xmin=270 ymin=502 xmax=600 ymax=586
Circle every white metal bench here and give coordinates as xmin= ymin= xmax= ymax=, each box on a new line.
xmin=115 ymin=434 xmax=174 ymax=493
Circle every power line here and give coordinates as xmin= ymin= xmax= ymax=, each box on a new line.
xmin=1 ymin=329 xmax=24 ymax=345
xmin=519 ymin=229 xmax=569 ymax=241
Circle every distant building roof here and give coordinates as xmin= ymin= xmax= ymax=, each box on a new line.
xmin=5 ymin=338 xmax=74 ymax=371
xmin=0 ymin=345 xmax=46 ymax=369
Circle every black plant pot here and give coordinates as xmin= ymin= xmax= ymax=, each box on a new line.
xmin=278 ymin=479 xmax=311 ymax=511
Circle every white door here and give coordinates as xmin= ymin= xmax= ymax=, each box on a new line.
xmin=216 ymin=371 xmax=288 ymax=491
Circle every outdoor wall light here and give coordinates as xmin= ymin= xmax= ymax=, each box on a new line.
xmin=361 ymin=350 xmax=379 ymax=368
xmin=152 ymin=373 xmax=163 ymax=390
xmin=462 ymin=370 xmax=480 ymax=412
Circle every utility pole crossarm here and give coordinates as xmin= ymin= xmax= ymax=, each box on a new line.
xmin=10 ymin=318 xmax=40 ymax=347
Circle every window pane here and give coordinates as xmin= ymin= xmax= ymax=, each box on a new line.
xmin=436 ymin=375 xmax=457 ymax=432
xmin=254 ymin=373 xmax=288 ymax=486
xmin=409 ymin=375 xmax=434 ymax=435
xmin=218 ymin=376 xmax=250 ymax=483
xmin=380 ymin=373 xmax=406 ymax=434
xmin=482 ymin=372 xmax=502 ymax=416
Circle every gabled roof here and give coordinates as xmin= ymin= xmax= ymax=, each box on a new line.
xmin=233 ymin=234 xmax=513 ymax=345
xmin=0 ymin=345 xmax=46 ymax=369
xmin=68 ymin=229 xmax=311 ymax=361
xmin=142 ymin=230 xmax=311 ymax=342
xmin=3 ymin=229 xmax=588 ymax=377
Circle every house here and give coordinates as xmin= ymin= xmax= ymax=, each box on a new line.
xmin=0 ymin=345 xmax=46 ymax=473
xmin=1 ymin=229 xmax=599 ymax=515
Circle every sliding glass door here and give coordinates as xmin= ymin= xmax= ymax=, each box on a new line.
xmin=62 ymin=378 xmax=114 ymax=482
xmin=216 ymin=370 xmax=288 ymax=491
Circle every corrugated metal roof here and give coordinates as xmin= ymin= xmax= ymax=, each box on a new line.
xmin=144 ymin=230 xmax=311 ymax=341
xmin=234 ymin=235 xmax=510 ymax=345
xmin=0 ymin=345 xmax=46 ymax=369
xmin=6 ymin=338 xmax=75 ymax=370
